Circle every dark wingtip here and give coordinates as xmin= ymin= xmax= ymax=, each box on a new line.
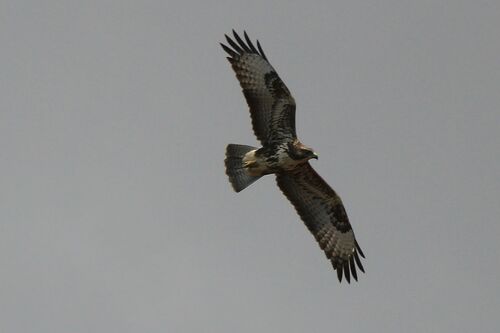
xmin=356 ymin=241 xmax=365 ymax=258
xmin=222 ymin=30 xmax=267 ymax=60
xmin=243 ymin=31 xmax=259 ymax=53
xmin=336 ymin=263 xmax=343 ymax=282
xmin=232 ymin=30 xmax=250 ymax=52
xmin=350 ymin=257 xmax=358 ymax=281
xmin=225 ymin=34 xmax=243 ymax=54
xmin=256 ymin=40 xmax=267 ymax=60
xmin=354 ymin=252 xmax=365 ymax=273
xmin=344 ymin=261 xmax=351 ymax=283
xmin=220 ymin=43 xmax=238 ymax=58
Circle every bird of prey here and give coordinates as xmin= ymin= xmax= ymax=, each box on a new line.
xmin=221 ymin=31 xmax=365 ymax=283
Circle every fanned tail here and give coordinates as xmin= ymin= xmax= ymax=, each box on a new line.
xmin=225 ymin=144 xmax=261 ymax=192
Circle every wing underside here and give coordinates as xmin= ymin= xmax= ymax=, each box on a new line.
xmin=276 ymin=163 xmax=365 ymax=283
xmin=221 ymin=31 xmax=297 ymax=144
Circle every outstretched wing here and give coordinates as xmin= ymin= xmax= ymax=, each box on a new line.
xmin=276 ymin=163 xmax=365 ymax=283
xmin=221 ymin=30 xmax=296 ymax=144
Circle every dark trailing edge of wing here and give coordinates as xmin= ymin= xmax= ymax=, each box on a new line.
xmin=220 ymin=30 xmax=268 ymax=61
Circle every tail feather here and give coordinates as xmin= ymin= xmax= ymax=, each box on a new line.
xmin=225 ymin=144 xmax=261 ymax=192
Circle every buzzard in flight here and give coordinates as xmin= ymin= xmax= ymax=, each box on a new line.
xmin=222 ymin=31 xmax=365 ymax=283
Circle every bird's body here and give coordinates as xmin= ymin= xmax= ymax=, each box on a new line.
xmin=221 ymin=31 xmax=365 ymax=283
xmin=242 ymin=140 xmax=316 ymax=177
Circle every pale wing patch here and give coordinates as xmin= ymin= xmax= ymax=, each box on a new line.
xmin=317 ymin=224 xmax=355 ymax=260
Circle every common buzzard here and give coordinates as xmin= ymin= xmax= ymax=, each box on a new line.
xmin=222 ymin=31 xmax=365 ymax=283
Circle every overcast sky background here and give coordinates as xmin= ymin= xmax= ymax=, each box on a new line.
xmin=1 ymin=1 xmax=499 ymax=332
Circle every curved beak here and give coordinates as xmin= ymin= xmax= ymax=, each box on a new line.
xmin=312 ymin=152 xmax=318 ymax=160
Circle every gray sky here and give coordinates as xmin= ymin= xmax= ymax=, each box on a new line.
xmin=1 ymin=1 xmax=499 ymax=332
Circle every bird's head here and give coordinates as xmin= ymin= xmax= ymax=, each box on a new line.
xmin=289 ymin=140 xmax=318 ymax=161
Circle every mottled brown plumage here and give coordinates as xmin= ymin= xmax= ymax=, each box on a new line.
xmin=222 ymin=31 xmax=364 ymax=283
